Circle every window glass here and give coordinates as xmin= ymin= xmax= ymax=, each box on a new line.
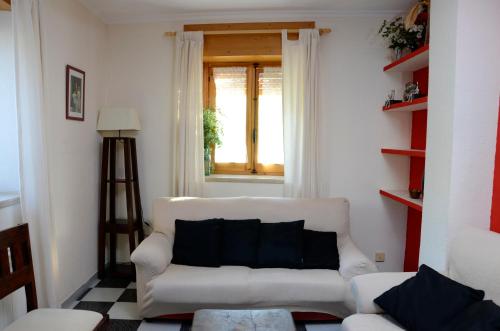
xmin=212 ymin=67 xmax=248 ymax=164
xmin=257 ymin=67 xmax=284 ymax=165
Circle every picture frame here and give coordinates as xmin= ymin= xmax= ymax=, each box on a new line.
xmin=66 ymin=65 xmax=85 ymax=121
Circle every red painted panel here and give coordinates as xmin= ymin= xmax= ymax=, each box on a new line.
xmin=404 ymin=66 xmax=428 ymax=271
xmin=409 ymin=110 xmax=427 ymax=190
xmin=413 ymin=67 xmax=429 ymax=97
xmin=491 ymin=101 xmax=500 ymax=233
xmin=404 ymin=208 xmax=422 ymax=271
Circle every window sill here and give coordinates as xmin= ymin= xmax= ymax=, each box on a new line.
xmin=0 ymin=192 xmax=20 ymax=209
xmin=205 ymin=174 xmax=284 ymax=184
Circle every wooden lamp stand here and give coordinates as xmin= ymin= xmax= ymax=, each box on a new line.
xmin=97 ymin=137 xmax=144 ymax=279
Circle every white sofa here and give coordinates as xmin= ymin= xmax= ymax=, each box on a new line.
xmin=342 ymin=227 xmax=500 ymax=330
xmin=131 ymin=197 xmax=377 ymax=318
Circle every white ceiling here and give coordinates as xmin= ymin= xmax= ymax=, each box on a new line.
xmin=78 ymin=0 xmax=412 ymax=24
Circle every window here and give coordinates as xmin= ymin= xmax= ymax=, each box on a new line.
xmin=206 ymin=63 xmax=284 ymax=175
xmin=0 ymin=11 xmax=20 ymax=194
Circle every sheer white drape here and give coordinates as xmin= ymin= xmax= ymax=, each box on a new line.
xmin=282 ymin=29 xmax=321 ymax=198
xmin=172 ymin=31 xmax=205 ymax=196
xmin=13 ymin=0 xmax=58 ymax=307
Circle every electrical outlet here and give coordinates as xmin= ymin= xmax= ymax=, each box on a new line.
xmin=375 ymin=252 xmax=385 ymax=262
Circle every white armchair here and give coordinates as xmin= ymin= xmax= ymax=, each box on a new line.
xmin=342 ymin=227 xmax=500 ymax=331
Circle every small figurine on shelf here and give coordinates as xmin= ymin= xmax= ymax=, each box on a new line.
xmin=385 ymin=89 xmax=395 ymax=107
xmin=384 ymin=89 xmax=402 ymax=107
xmin=403 ymin=81 xmax=420 ymax=102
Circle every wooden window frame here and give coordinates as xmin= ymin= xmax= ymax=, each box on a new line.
xmin=205 ymin=62 xmax=284 ymax=176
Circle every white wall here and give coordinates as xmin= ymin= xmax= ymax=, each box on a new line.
xmin=420 ymin=0 xmax=500 ymax=269
xmin=105 ymin=15 xmax=411 ymax=271
xmin=39 ymin=0 xmax=108 ymax=304
xmin=0 ymin=12 xmax=19 ymax=192
xmin=317 ymin=16 xmax=411 ymax=272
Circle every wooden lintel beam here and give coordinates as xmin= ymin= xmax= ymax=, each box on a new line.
xmin=0 ymin=0 xmax=11 ymax=11
xmin=184 ymin=22 xmax=315 ymax=32
xmin=165 ymin=20 xmax=331 ymax=37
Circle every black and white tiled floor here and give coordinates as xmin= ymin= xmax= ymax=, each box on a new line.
xmin=70 ymin=277 xmax=341 ymax=331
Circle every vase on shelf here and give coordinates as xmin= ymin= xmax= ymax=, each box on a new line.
xmin=393 ymin=47 xmax=403 ymax=61
xmin=204 ymin=147 xmax=212 ymax=176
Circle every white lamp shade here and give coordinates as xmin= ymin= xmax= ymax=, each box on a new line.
xmin=97 ymin=107 xmax=141 ymax=131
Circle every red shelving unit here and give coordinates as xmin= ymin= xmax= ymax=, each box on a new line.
xmin=381 ymin=148 xmax=425 ymax=158
xmin=380 ymin=189 xmax=423 ymax=212
xmin=383 ymin=45 xmax=429 ymax=73
xmin=383 ymin=97 xmax=428 ymax=112
xmin=381 ymin=44 xmax=429 ymax=272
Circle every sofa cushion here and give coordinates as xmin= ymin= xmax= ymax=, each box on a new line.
xmin=172 ymin=219 xmax=222 ymax=267
xmin=302 ymin=229 xmax=339 ymax=270
xmin=4 ymin=309 xmax=103 ymax=331
xmin=153 ymin=197 xmax=351 ymax=239
xmin=151 ymin=265 xmax=346 ymax=306
xmin=447 ymin=300 xmax=500 ymax=331
xmin=221 ymin=219 xmax=261 ymax=267
xmin=257 ymin=220 xmax=304 ymax=268
xmin=152 ymin=264 xmax=252 ymax=304
xmin=248 ymin=268 xmax=345 ymax=303
xmin=374 ymin=264 xmax=485 ymax=331
xmin=342 ymin=314 xmax=405 ymax=331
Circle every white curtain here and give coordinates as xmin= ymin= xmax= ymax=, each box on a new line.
xmin=282 ymin=29 xmax=321 ymax=198
xmin=172 ymin=31 xmax=205 ymax=197
xmin=13 ymin=0 xmax=58 ymax=307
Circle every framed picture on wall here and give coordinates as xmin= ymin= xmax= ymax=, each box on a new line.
xmin=66 ymin=65 xmax=85 ymax=121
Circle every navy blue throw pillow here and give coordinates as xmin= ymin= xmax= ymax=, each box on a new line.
xmin=172 ymin=219 xmax=222 ymax=267
xmin=221 ymin=219 xmax=261 ymax=267
xmin=374 ymin=264 xmax=485 ymax=331
xmin=302 ymin=229 xmax=339 ymax=270
xmin=447 ymin=300 xmax=500 ymax=331
xmin=257 ymin=220 xmax=305 ymax=268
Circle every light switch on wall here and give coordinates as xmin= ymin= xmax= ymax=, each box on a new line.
xmin=375 ymin=252 xmax=385 ymax=262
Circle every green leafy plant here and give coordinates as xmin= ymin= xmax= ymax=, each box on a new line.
xmin=203 ymin=107 xmax=222 ymax=150
xmin=379 ymin=16 xmax=425 ymax=51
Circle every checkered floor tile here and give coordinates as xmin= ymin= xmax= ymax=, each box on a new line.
xmin=70 ymin=277 xmax=341 ymax=331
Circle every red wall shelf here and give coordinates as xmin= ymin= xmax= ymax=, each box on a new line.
xmin=381 ymin=44 xmax=429 ymax=272
xmin=383 ymin=96 xmax=428 ymax=112
xmin=381 ymin=148 xmax=425 ymax=158
xmin=380 ymin=189 xmax=423 ymax=212
xmin=383 ymin=45 xmax=429 ymax=73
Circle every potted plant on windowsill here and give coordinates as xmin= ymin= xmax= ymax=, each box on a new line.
xmin=203 ymin=107 xmax=222 ymax=176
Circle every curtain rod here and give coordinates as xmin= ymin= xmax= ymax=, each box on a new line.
xmin=164 ymin=28 xmax=332 ymax=37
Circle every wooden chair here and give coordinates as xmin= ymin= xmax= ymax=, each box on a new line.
xmin=1 ymin=224 xmax=108 ymax=331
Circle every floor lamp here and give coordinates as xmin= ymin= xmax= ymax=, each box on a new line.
xmin=96 ymin=107 xmax=144 ymax=279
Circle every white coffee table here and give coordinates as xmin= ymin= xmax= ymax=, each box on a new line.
xmin=192 ymin=309 xmax=295 ymax=331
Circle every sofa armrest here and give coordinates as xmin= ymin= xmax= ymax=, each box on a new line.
xmin=350 ymin=272 xmax=416 ymax=314
xmin=339 ymin=236 xmax=378 ymax=280
xmin=131 ymin=232 xmax=173 ymax=276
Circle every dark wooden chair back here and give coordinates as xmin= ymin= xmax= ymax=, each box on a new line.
xmin=0 ymin=224 xmax=38 ymax=311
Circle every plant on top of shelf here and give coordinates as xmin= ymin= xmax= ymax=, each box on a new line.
xmin=378 ymin=16 xmax=425 ymax=60
xmin=203 ymin=107 xmax=222 ymax=175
